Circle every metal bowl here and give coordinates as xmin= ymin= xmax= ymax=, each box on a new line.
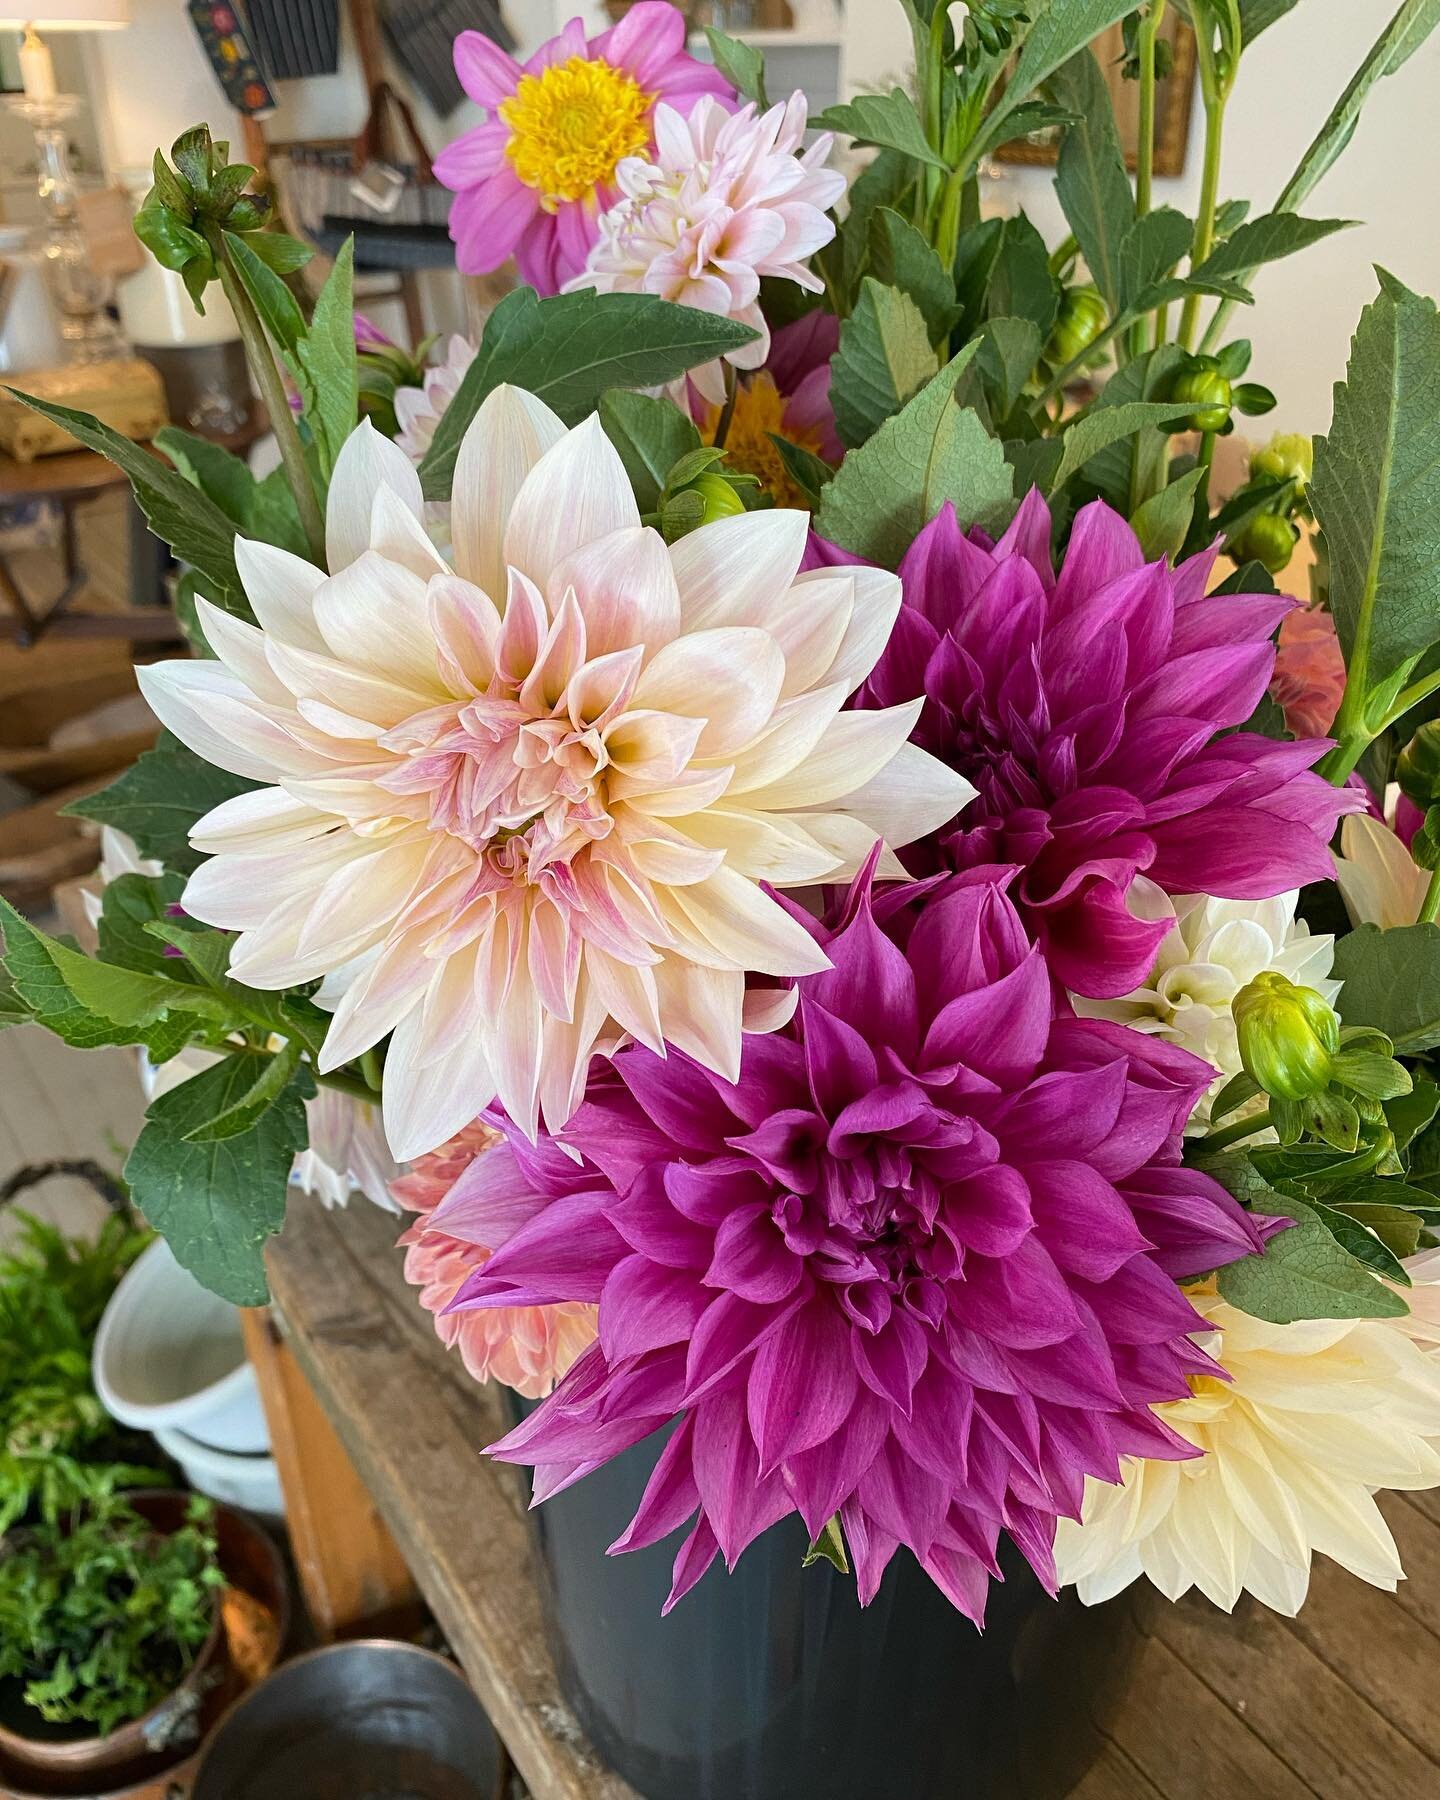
xmin=191 ymin=1641 xmax=500 ymax=1800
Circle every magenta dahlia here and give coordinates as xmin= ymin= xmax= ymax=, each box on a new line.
xmin=448 ymin=863 xmax=1266 ymax=1619
xmin=858 ymin=492 xmax=1358 ymax=997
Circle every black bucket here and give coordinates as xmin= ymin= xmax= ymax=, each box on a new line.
xmin=520 ymin=1413 xmax=1140 ymax=1800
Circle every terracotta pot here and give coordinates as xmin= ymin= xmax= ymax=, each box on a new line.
xmin=0 ymin=1492 xmax=289 ymax=1800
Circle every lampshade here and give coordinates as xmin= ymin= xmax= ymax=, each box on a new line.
xmin=0 ymin=3 xmax=131 ymax=27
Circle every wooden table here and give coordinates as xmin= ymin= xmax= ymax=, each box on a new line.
xmin=267 ymin=1200 xmax=1440 ymax=1800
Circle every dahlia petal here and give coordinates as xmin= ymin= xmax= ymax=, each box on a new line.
xmin=665 ymin=867 xmax=832 ymax=977
xmin=665 ymin=1514 xmax=721 ymax=1612
xmin=668 ymin=508 xmax=809 ymax=634
xmin=313 ymin=552 xmax=442 ymax=693
xmin=632 ymin=626 xmax=785 ymax=759
xmin=234 ymin=537 xmax=327 ymax=651
xmin=451 ymin=384 xmax=567 ymax=604
xmin=552 ymin=525 xmax=681 ymax=662
xmin=193 ymin=597 xmax=292 ymax=705
xmin=382 ymin=1002 xmax=498 ymax=1163
xmin=137 ymin=661 xmax=327 ymax=782
xmin=504 ymin=414 xmax=641 ymax=594
xmin=325 ymin=420 xmax=424 ymax=574
xmin=748 ymin=1300 xmax=858 ymax=1471
xmin=610 ymin=1415 xmax=700 ymax=1553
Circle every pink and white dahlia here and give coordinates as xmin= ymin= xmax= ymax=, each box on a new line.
xmin=573 ymin=93 xmax=845 ymax=405
xmin=436 ymin=5 xmax=732 ymax=294
xmin=394 ymin=335 xmax=476 ymax=464
xmin=137 ymin=391 xmax=967 ymax=1161
xmin=393 ymin=1121 xmax=596 ymax=1398
xmin=453 ymin=864 xmax=1268 ymax=1619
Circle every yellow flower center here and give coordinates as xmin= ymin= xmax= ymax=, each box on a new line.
xmin=704 ymin=374 xmax=827 ymax=509
xmin=500 ymin=56 xmax=654 ymax=210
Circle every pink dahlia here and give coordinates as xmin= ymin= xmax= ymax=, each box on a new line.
xmin=450 ymin=863 xmax=1266 ymax=1618
xmin=436 ymin=5 xmax=732 ymax=294
xmin=393 ymin=1121 xmax=596 ymax=1398
xmin=860 ymin=492 xmax=1359 ymax=999
xmin=1270 ymin=602 xmax=1346 ymax=739
xmin=571 ymin=92 xmax=845 ymax=404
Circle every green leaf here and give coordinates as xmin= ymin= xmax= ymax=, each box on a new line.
xmin=250 ymin=466 xmax=309 ymax=558
xmin=1217 ymin=1194 xmax=1410 ymax=1322
xmin=1117 ymin=208 xmax=1193 ymax=313
xmin=1387 ymin=1073 xmax=1440 ymax=1149
xmin=768 ymin=434 xmax=834 ymax=506
xmin=1128 ymin=271 xmax=1255 ymax=314
xmin=155 ymin=426 xmax=256 ymax=527
xmin=97 ymin=872 xmax=188 ymax=978
xmin=64 ymin=735 xmax=258 ymax=877
xmin=238 ymin=230 xmax=314 ymax=275
xmin=1239 ymin=0 xmax=1301 ymax=44
xmin=974 ymin=317 xmax=1043 ymax=420
xmin=986 ymin=214 xmax=1061 ymax=344
xmin=1311 ymin=272 xmax=1440 ymax=686
xmin=183 ymin=1039 xmax=304 ymax=1143
xmin=869 ymin=208 xmax=958 ymax=346
xmin=133 ymin=203 xmax=210 ymax=280
xmin=1050 ymin=401 xmax=1199 ymax=494
xmin=1275 ymin=0 xmax=1440 ymax=217
xmin=802 ymin=1515 xmax=849 ymax=1575
xmin=124 ymin=1053 xmax=312 ymax=1304
xmin=222 ymin=229 xmax=305 ymax=354
xmin=814 ymin=343 xmax=1015 ymax=568
xmin=1327 ymin=1201 xmax=1425 ymax=1260
xmin=293 ymin=237 xmax=358 ymax=480
xmin=150 ymin=149 xmax=191 ymax=214
xmin=814 ymin=91 xmax=949 ymax=172
xmin=1305 ymin=1198 xmax=1412 ymax=1285
xmin=1076 ymin=343 xmax=1188 ymax=508
xmin=1 ymin=391 xmax=244 ymax=616
xmin=822 ymin=150 xmax=915 ymax=315
xmin=831 ymin=280 xmax=938 ymax=450
xmin=975 ymin=0 xmax=1145 ymax=163
xmin=1049 ymin=48 xmax=1135 ymax=312
xmin=599 ymin=390 xmax=701 ymax=513
xmin=704 ymin=26 xmax=768 ymax=108
xmin=1130 ymin=467 xmax=1205 ymax=561
xmin=419 ymin=288 xmax=759 ymax=501
xmin=1330 ymin=922 xmax=1440 ymax=1053
xmin=171 ymin=126 xmax=212 ymax=198
xmin=1191 ymin=214 xmax=1356 ymax=287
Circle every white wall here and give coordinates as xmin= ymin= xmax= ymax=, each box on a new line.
xmin=957 ymin=0 xmax=1440 ymax=435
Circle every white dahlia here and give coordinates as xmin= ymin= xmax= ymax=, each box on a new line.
xmin=1056 ymin=1277 xmax=1440 ymax=1616
xmin=1336 ymin=808 xmax=1430 ymax=929
xmin=138 ymin=392 xmax=968 ymax=1159
xmin=1073 ymin=878 xmax=1338 ymax=1131
xmin=570 ymin=92 xmax=846 ymax=404
xmin=393 ymin=334 xmax=476 ymax=464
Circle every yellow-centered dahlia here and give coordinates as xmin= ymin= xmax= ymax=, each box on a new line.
xmin=138 ymin=391 xmax=968 ymax=1160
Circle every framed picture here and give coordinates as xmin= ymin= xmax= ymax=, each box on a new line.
xmin=0 ymin=35 xmax=22 ymax=95
xmin=994 ymin=19 xmax=1197 ymax=177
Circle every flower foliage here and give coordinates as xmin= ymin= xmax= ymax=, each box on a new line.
xmin=452 ymin=864 xmax=1266 ymax=1617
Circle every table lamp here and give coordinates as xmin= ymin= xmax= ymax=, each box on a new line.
xmin=1 ymin=4 xmax=133 ymax=363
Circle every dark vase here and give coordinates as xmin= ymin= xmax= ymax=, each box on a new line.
xmin=519 ymin=1413 xmax=1141 ymax=1800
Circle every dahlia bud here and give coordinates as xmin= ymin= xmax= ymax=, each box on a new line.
xmin=1048 ymin=285 xmax=1108 ymax=369
xmin=1233 ymin=972 xmax=1340 ymax=1101
xmin=1171 ymin=358 xmax=1233 ymax=433
xmin=689 ymin=472 xmax=747 ymax=523
xmin=1397 ymin=722 xmax=1440 ymax=812
xmin=1250 ymin=432 xmax=1314 ymax=493
xmin=1229 ymin=513 xmax=1298 ymax=575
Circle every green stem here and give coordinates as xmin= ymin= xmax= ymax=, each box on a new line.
xmin=1383 ymin=664 xmax=1440 ymax=728
xmin=711 ymin=362 xmax=740 ymax=451
xmin=935 ymin=165 xmax=967 ymax=272
xmin=313 ymin=1065 xmax=381 ymax=1105
xmin=359 ymin=1046 xmax=382 ymax=1093
xmin=1132 ymin=2 xmax=1167 ymax=360
xmin=1178 ymin=29 xmax=1229 ymax=354
xmin=1201 ymin=1108 xmax=1274 ymax=1152
xmin=1420 ymin=868 xmax=1440 ymax=927
xmin=216 ymin=255 xmax=325 ymax=565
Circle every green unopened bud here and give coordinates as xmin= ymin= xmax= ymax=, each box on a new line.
xmin=1171 ymin=358 xmax=1232 ymax=433
xmin=1048 ymin=284 xmax=1108 ymax=368
xmin=689 ymin=472 xmax=747 ymax=523
xmin=1250 ymin=431 xmax=1313 ymax=492
xmin=1397 ymin=722 xmax=1440 ymax=812
xmin=1229 ymin=512 xmax=1298 ymax=575
xmin=1233 ymin=972 xmax=1340 ymax=1101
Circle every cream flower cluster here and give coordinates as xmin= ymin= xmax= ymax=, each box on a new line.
xmin=571 ymin=92 xmax=846 ymax=404
xmin=1056 ymin=1271 xmax=1440 ymax=1615
xmin=138 ymin=391 xmax=968 ymax=1161
xmin=1073 ymin=879 xmax=1338 ymax=1130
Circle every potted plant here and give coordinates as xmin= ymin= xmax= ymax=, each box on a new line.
xmin=0 ymin=1489 xmax=225 ymax=1785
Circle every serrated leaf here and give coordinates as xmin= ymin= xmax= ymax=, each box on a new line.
xmin=293 ymin=237 xmax=358 ymax=480
xmin=98 ymin=872 xmax=189 ymax=978
xmin=768 ymin=434 xmax=834 ymax=506
xmin=1311 ymin=272 xmax=1440 ymax=686
xmin=815 ymin=90 xmax=949 ymax=172
xmin=222 ymin=229 xmax=305 ymax=352
xmin=64 ymin=735 xmax=259 ymax=876
xmin=974 ymin=0 xmax=1145 ymax=163
xmin=975 ymin=317 xmax=1043 ymax=419
xmin=1117 ymin=208 xmax=1193 ymax=313
xmin=1305 ymin=1198 xmax=1412 ymax=1285
xmin=1217 ymin=1194 xmax=1410 ymax=1322
xmin=1 ymin=391 xmax=244 ymax=616
xmin=821 ymin=149 xmax=915 ymax=316
xmin=869 ymin=208 xmax=958 ymax=347
xmin=1077 ymin=343 xmax=1188 ymax=508
xmin=704 ymin=26 xmax=767 ymax=108
xmin=599 ymin=390 xmax=701 ymax=513
xmin=1327 ymin=1200 xmax=1425 ymax=1260
xmin=1128 ymin=271 xmax=1255 ymax=314
xmin=802 ymin=1515 xmax=849 ymax=1575
xmin=1050 ymin=401 xmax=1199 ymax=493
xmin=1129 ymin=467 xmax=1205 ymax=561
xmin=814 ymin=343 xmax=1014 ymax=568
xmin=1192 ymin=214 xmax=1356 ymax=287
xmin=986 ymin=213 xmax=1061 ymax=344
xmin=419 ymin=288 xmax=758 ymax=501
xmin=239 ymin=230 xmax=314 ymax=275
xmin=832 ymin=280 xmax=937 ymax=450
xmin=124 ymin=1053 xmax=312 ymax=1303
xmin=1049 ymin=47 xmax=1135 ymax=312
xmin=1387 ymin=1074 xmax=1440 ymax=1149
xmin=1239 ymin=0 xmax=1300 ymax=44
xmin=184 ymin=1039 xmax=304 ymax=1143
xmin=155 ymin=426 xmax=256 ymax=527
xmin=1330 ymin=922 xmax=1440 ymax=1053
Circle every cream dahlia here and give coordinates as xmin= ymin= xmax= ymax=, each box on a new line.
xmin=393 ymin=334 xmax=476 ymax=464
xmin=1055 ymin=1278 xmax=1440 ymax=1615
xmin=1336 ymin=810 xmax=1430 ymax=928
xmin=572 ymin=93 xmax=846 ymax=404
xmin=137 ymin=392 xmax=968 ymax=1159
xmin=1074 ymin=880 xmax=1339 ymax=1130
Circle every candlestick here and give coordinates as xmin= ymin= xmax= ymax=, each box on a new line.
xmin=18 ymin=25 xmax=58 ymax=101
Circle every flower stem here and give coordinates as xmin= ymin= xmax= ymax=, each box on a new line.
xmin=1420 ymin=868 xmax=1440 ymax=926
xmin=1178 ymin=28 xmax=1229 ymax=354
xmin=712 ymin=362 xmax=740 ymax=452
xmin=216 ymin=254 xmax=326 ymax=565
xmin=1202 ymin=1108 xmax=1274 ymax=1152
xmin=1132 ymin=1 xmax=1167 ymax=358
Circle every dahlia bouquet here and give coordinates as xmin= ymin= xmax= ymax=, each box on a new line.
xmin=6 ymin=0 xmax=1440 ymax=1629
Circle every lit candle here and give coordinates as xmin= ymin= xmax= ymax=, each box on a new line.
xmin=18 ymin=25 xmax=57 ymax=102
